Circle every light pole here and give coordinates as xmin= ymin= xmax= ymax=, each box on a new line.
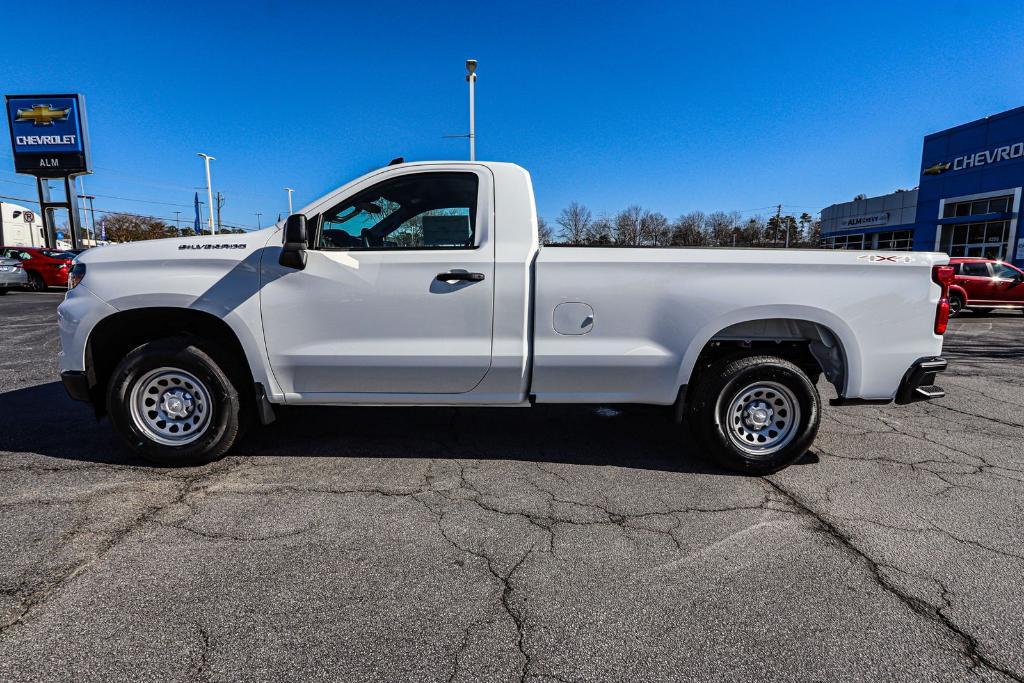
xmin=255 ymin=212 xmax=262 ymax=229
xmin=197 ymin=152 xmax=217 ymax=234
xmin=466 ymin=59 xmax=477 ymax=161
xmin=284 ymin=187 xmax=294 ymax=215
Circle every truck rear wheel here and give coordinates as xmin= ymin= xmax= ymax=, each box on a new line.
xmin=107 ymin=337 xmax=243 ymax=466
xmin=687 ymin=354 xmax=820 ymax=475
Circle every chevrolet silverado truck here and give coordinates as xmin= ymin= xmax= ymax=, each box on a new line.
xmin=57 ymin=161 xmax=952 ymax=474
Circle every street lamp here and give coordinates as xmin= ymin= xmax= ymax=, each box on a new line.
xmin=284 ymin=187 xmax=294 ymax=215
xmin=197 ymin=152 xmax=217 ymax=234
xmin=466 ymin=59 xmax=477 ymax=161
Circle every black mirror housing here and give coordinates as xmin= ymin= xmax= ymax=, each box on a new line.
xmin=280 ymin=214 xmax=308 ymax=270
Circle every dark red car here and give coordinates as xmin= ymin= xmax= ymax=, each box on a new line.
xmin=947 ymin=257 xmax=1024 ymax=316
xmin=0 ymin=247 xmax=74 ymax=291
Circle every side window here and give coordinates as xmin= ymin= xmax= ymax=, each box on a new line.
xmin=961 ymin=262 xmax=989 ymax=277
xmin=315 ymin=172 xmax=479 ymax=250
xmin=992 ymin=263 xmax=1021 ymax=279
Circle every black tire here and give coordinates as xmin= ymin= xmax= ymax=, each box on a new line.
xmin=0 ymin=288 xmax=8 ymax=296
xmin=948 ymin=292 xmax=965 ymax=317
xmin=687 ymin=354 xmax=821 ymax=475
xmin=26 ymin=271 xmax=45 ymax=292
xmin=107 ymin=337 xmax=243 ymax=466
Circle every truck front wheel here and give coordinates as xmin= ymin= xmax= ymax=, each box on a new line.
xmin=688 ymin=354 xmax=820 ymax=475
xmin=107 ymin=337 xmax=243 ymax=466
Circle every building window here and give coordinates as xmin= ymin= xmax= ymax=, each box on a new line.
xmin=940 ymin=219 xmax=1010 ymax=259
xmin=943 ymin=195 xmax=1011 ymax=218
xmin=824 ymin=233 xmax=864 ymax=249
xmin=876 ymin=230 xmax=913 ymax=250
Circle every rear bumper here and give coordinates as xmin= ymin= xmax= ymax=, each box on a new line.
xmin=0 ymin=271 xmax=28 ymax=288
xmin=894 ymin=357 xmax=946 ymax=405
xmin=830 ymin=356 xmax=946 ymax=406
xmin=60 ymin=370 xmax=91 ymax=402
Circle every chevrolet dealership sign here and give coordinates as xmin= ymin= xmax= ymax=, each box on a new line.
xmin=5 ymin=94 xmax=90 ymax=176
xmin=923 ymin=140 xmax=1024 ymax=175
xmin=840 ymin=212 xmax=890 ymax=229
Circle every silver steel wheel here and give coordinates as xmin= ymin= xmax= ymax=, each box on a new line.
xmin=724 ymin=381 xmax=801 ymax=457
xmin=129 ymin=367 xmax=213 ymax=446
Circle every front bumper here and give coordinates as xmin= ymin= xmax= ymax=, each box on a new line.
xmin=894 ymin=357 xmax=946 ymax=405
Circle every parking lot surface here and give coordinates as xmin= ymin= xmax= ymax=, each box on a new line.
xmin=0 ymin=291 xmax=1022 ymax=682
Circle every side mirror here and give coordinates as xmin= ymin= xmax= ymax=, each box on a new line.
xmin=279 ymin=214 xmax=307 ymax=270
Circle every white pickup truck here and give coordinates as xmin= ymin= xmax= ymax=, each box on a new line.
xmin=57 ymin=161 xmax=952 ymax=474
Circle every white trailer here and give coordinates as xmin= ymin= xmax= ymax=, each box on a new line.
xmin=0 ymin=202 xmax=45 ymax=247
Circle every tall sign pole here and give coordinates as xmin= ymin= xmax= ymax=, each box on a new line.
xmin=466 ymin=60 xmax=477 ymax=161
xmin=6 ymin=94 xmax=91 ymax=249
xmin=197 ymin=152 xmax=216 ymax=234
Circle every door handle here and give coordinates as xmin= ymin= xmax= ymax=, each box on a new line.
xmin=436 ymin=271 xmax=485 ymax=282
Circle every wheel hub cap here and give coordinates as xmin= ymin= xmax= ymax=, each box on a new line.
xmin=743 ymin=401 xmax=774 ymax=429
xmin=129 ymin=368 xmax=212 ymax=447
xmin=725 ymin=381 xmax=801 ymax=457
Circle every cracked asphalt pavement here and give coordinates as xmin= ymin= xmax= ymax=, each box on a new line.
xmin=1 ymin=291 xmax=1023 ymax=681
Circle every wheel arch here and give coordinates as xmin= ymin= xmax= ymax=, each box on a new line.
xmin=677 ymin=307 xmax=859 ymax=399
xmin=83 ymin=307 xmax=260 ymax=416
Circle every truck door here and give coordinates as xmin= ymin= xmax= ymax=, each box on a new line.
xmin=991 ymin=262 xmax=1024 ymax=305
xmin=260 ymin=168 xmax=495 ymax=397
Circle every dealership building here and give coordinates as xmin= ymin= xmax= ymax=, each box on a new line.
xmin=821 ymin=105 xmax=1024 ymax=267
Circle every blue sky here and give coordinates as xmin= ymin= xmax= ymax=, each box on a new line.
xmin=3 ymin=1 xmax=1024 ymax=231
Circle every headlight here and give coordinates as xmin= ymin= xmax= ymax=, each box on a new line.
xmin=68 ymin=262 xmax=86 ymax=290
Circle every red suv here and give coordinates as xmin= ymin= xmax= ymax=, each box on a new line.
xmin=947 ymin=257 xmax=1024 ymax=316
xmin=0 ymin=247 xmax=74 ymax=291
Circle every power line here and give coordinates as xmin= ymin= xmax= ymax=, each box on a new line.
xmin=0 ymin=193 xmax=258 ymax=231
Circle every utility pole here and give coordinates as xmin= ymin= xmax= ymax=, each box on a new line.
xmin=84 ymin=195 xmax=98 ymax=241
xmin=173 ymin=211 xmax=181 ymax=232
xmin=197 ymin=152 xmax=216 ymax=234
xmin=773 ymin=204 xmax=782 ymax=248
xmin=255 ymin=212 xmax=262 ymax=229
xmin=284 ymin=187 xmax=294 ymax=215
xmin=466 ymin=59 xmax=477 ymax=161
xmin=216 ymin=191 xmax=224 ymax=234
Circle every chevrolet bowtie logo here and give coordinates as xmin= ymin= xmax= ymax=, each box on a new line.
xmin=15 ymin=104 xmax=71 ymax=126
xmin=923 ymin=162 xmax=951 ymax=176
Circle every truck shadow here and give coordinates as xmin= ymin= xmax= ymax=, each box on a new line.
xmin=0 ymin=382 xmax=819 ymax=474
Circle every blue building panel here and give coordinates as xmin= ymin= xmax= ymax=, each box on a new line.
xmin=914 ymin=105 xmax=1024 ymax=266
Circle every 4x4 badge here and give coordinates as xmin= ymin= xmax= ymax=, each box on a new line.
xmin=858 ymin=254 xmax=914 ymax=263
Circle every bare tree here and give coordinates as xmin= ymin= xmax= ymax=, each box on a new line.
xmin=670 ymin=211 xmax=707 ymax=246
xmin=615 ymin=205 xmax=643 ymax=245
xmin=556 ymin=201 xmax=592 ymax=245
xmin=587 ymin=214 xmax=615 ymax=245
xmin=706 ymin=211 xmax=740 ymax=246
xmin=99 ymin=213 xmax=178 ymax=242
xmin=647 ymin=211 xmax=671 ymax=246
xmin=537 ymin=216 xmax=555 ymax=245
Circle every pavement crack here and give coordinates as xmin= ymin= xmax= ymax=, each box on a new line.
xmin=763 ymin=476 xmax=1023 ymax=682
xmin=0 ymin=458 xmax=249 ymax=638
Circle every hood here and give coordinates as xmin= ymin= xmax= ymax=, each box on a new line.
xmin=77 ymin=227 xmax=280 ymax=265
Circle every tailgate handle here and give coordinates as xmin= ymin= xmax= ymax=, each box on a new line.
xmin=436 ymin=271 xmax=485 ymax=282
